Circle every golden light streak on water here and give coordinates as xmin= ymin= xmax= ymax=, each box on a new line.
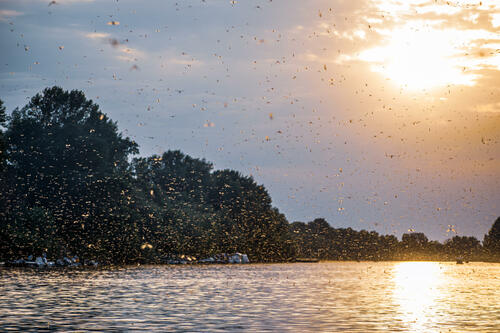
xmin=1 ymin=262 xmax=499 ymax=331
xmin=392 ymin=262 xmax=444 ymax=331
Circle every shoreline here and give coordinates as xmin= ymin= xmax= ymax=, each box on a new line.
xmin=2 ymin=259 xmax=499 ymax=270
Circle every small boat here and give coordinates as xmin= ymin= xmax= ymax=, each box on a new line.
xmin=456 ymin=258 xmax=464 ymax=264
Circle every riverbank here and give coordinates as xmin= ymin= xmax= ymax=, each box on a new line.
xmin=1 ymin=252 xmax=254 ymax=268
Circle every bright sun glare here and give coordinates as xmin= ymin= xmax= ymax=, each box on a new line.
xmin=393 ymin=262 xmax=444 ymax=330
xmin=360 ymin=23 xmax=479 ymax=90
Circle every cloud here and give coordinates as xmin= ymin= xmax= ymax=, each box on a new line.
xmin=0 ymin=9 xmax=23 ymax=21
xmin=492 ymin=13 xmax=500 ymax=28
xmin=81 ymin=31 xmax=146 ymax=62
xmin=85 ymin=32 xmax=110 ymax=39
xmin=475 ymin=102 xmax=500 ymax=113
xmin=115 ymin=47 xmax=146 ymax=62
xmin=1 ymin=0 xmax=498 ymax=240
xmin=166 ymin=57 xmax=202 ymax=66
xmin=333 ymin=0 xmax=500 ymax=90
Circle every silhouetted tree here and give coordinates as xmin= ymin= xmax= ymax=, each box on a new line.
xmin=400 ymin=232 xmax=429 ymax=259
xmin=1 ymin=87 xmax=496 ymax=264
xmin=1 ymin=87 xmax=139 ymax=260
xmin=483 ymin=217 xmax=500 ymax=259
xmin=0 ymin=99 xmax=10 ymax=253
xmin=0 ymin=99 xmax=6 ymax=172
xmin=444 ymin=236 xmax=481 ymax=260
xmin=209 ymin=169 xmax=290 ymax=261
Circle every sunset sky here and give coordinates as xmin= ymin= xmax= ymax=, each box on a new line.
xmin=1 ymin=0 xmax=499 ymax=241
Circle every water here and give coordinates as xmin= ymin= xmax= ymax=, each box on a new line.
xmin=0 ymin=262 xmax=498 ymax=332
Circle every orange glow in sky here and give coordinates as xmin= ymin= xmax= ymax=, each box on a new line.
xmin=355 ymin=1 xmax=500 ymax=90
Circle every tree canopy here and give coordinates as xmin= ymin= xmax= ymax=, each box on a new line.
xmin=483 ymin=217 xmax=500 ymax=258
xmin=0 ymin=99 xmax=6 ymax=172
xmin=0 ymin=87 xmax=498 ymax=263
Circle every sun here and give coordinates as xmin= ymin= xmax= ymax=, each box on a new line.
xmin=359 ymin=22 xmax=478 ymax=90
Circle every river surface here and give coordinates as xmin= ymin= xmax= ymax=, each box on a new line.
xmin=0 ymin=261 xmax=499 ymax=332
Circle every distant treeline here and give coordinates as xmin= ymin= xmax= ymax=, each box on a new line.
xmin=290 ymin=218 xmax=499 ymax=262
xmin=0 ymin=87 xmax=499 ymax=264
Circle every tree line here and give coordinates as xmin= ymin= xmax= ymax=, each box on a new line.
xmin=290 ymin=218 xmax=499 ymax=262
xmin=0 ymin=87 xmax=498 ymax=263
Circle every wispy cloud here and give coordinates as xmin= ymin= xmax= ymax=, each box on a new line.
xmin=1 ymin=0 xmax=498 ymax=240
xmin=335 ymin=0 xmax=500 ymax=90
xmin=475 ymin=102 xmax=500 ymax=113
xmin=82 ymin=31 xmax=146 ymax=62
xmin=0 ymin=10 xmax=23 ymax=22
xmin=84 ymin=32 xmax=110 ymax=39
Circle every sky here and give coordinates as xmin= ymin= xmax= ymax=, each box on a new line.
xmin=0 ymin=0 xmax=499 ymax=241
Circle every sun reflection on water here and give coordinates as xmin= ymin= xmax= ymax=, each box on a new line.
xmin=392 ymin=262 xmax=444 ymax=331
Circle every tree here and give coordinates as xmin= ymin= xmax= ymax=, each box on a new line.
xmin=400 ymin=232 xmax=429 ymax=259
xmin=483 ymin=217 xmax=500 ymax=258
xmin=379 ymin=234 xmax=399 ymax=260
xmin=0 ymin=99 xmax=8 ymax=251
xmin=132 ymin=151 xmax=220 ymax=258
xmin=3 ymin=206 xmax=62 ymax=258
xmin=133 ymin=150 xmax=214 ymax=208
xmin=0 ymin=99 xmax=6 ymax=171
xmin=401 ymin=232 xmax=428 ymax=248
xmin=444 ymin=236 xmax=481 ymax=260
xmin=306 ymin=218 xmax=334 ymax=259
xmin=2 ymin=87 xmax=139 ymax=260
xmin=208 ymin=169 xmax=290 ymax=261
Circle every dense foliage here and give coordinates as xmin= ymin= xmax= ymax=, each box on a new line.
xmin=0 ymin=87 xmax=498 ymax=263
xmin=483 ymin=217 xmax=500 ymax=260
xmin=289 ymin=220 xmax=493 ymax=262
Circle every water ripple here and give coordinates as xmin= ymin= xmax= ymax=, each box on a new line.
xmin=1 ymin=262 xmax=499 ymax=332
